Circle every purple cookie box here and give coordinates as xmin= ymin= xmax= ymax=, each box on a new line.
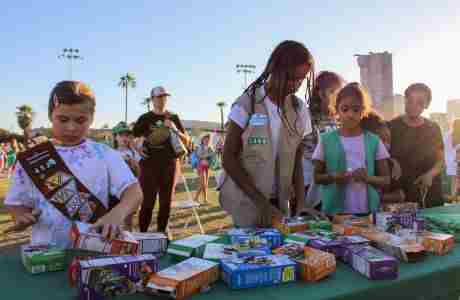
xmin=78 ymin=255 xmax=159 ymax=300
xmin=308 ymin=238 xmax=344 ymax=257
xmin=336 ymin=236 xmax=370 ymax=261
xmin=342 ymin=245 xmax=398 ymax=280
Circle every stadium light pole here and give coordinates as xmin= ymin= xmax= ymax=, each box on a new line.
xmin=236 ymin=64 xmax=256 ymax=89
xmin=58 ymin=48 xmax=83 ymax=79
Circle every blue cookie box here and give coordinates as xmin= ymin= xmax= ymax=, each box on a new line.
xmin=226 ymin=229 xmax=283 ymax=249
xmin=221 ymin=255 xmax=297 ymax=289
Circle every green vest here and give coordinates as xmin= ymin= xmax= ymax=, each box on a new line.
xmin=320 ymin=130 xmax=380 ymax=215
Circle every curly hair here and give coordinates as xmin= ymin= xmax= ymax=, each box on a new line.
xmin=331 ymin=82 xmax=373 ymax=118
xmin=360 ymin=110 xmax=387 ymax=133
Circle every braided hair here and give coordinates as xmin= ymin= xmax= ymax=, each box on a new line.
xmin=244 ymin=40 xmax=315 ymax=136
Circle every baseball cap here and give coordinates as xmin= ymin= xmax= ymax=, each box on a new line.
xmin=151 ymin=86 xmax=171 ymax=98
xmin=112 ymin=121 xmax=132 ymax=135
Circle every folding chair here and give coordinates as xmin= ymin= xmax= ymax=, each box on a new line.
xmin=167 ymin=172 xmax=204 ymax=240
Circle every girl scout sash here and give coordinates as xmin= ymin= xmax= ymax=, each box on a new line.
xmin=17 ymin=141 xmax=107 ymax=223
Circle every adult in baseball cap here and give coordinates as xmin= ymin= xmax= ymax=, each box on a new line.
xmin=132 ymin=85 xmax=190 ymax=233
xmin=150 ymin=86 xmax=171 ymax=98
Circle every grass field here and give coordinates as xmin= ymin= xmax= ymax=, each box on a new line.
xmin=0 ymin=168 xmax=233 ymax=248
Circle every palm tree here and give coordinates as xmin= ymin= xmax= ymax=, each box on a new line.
xmin=141 ymin=97 xmax=151 ymax=112
xmin=216 ymin=101 xmax=227 ymax=133
xmin=16 ymin=105 xmax=35 ymax=147
xmin=118 ymin=73 xmax=136 ymax=123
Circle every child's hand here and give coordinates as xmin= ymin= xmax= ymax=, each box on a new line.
xmin=90 ymin=209 xmax=125 ymax=240
xmin=414 ymin=172 xmax=433 ymax=189
xmin=352 ymin=168 xmax=369 ymax=183
xmin=334 ymin=172 xmax=351 ymax=185
xmin=90 ymin=223 xmax=122 ymax=241
xmin=271 ymin=206 xmax=284 ymax=221
xmin=3 ymin=208 xmax=41 ymax=234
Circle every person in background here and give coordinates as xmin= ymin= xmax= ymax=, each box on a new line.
xmin=112 ymin=121 xmax=142 ymax=230
xmin=112 ymin=121 xmax=141 ymax=177
xmin=443 ymin=119 xmax=460 ymax=200
xmin=360 ymin=111 xmax=405 ymax=203
xmin=193 ymin=133 xmax=216 ymax=204
xmin=313 ymin=83 xmax=390 ymax=216
xmin=215 ymin=134 xmax=225 ymax=161
xmin=0 ymin=143 xmax=5 ymax=175
xmin=6 ymin=138 xmax=19 ymax=178
xmin=133 ymin=86 xmax=190 ymax=233
xmin=220 ymin=40 xmax=321 ymax=227
xmin=389 ymin=83 xmax=444 ymax=208
xmin=303 ymin=71 xmax=345 ymax=210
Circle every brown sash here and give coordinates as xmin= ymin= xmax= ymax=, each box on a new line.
xmin=17 ymin=141 xmax=107 ymax=223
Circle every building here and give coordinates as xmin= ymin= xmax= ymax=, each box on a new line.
xmin=447 ymin=99 xmax=460 ymax=123
xmin=356 ymin=51 xmax=394 ymax=119
xmin=430 ymin=112 xmax=449 ymax=133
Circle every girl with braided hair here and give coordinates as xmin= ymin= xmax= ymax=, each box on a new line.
xmin=219 ymin=40 xmax=322 ymax=227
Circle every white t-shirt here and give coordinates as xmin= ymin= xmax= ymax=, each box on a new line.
xmin=228 ymin=87 xmax=312 ymax=196
xmin=117 ymin=148 xmax=142 ymax=162
xmin=312 ymin=134 xmax=389 ymax=214
xmin=5 ymin=140 xmax=138 ymax=248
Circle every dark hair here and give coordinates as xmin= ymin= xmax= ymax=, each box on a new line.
xmin=310 ymin=71 xmax=344 ymax=117
xmin=112 ymin=131 xmax=133 ymax=150
xmin=245 ymin=40 xmax=315 ymax=136
xmin=332 ymin=82 xmax=372 ymax=117
xmin=404 ymin=83 xmax=432 ymax=106
xmin=360 ymin=110 xmax=388 ymax=133
xmin=48 ymin=81 xmax=96 ymax=119
xmin=113 ymin=134 xmax=119 ymax=149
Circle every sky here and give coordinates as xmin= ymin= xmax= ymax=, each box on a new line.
xmin=2 ymin=0 xmax=460 ymax=132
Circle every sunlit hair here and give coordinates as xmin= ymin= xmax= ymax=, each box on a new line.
xmin=310 ymin=71 xmax=345 ymax=118
xmin=48 ymin=81 xmax=96 ymax=120
xmin=404 ymin=83 xmax=432 ymax=106
xmin=244 ymin=40 xmax=315 ymax=136
xmin=332 ymin=82 xmax=373 ymax=117
xmin=360 ymin=110 xmax=388 ymax=133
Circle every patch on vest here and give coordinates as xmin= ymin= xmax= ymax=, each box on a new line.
xmin=249 ymin=113 xmax=268 ymax=126
xmin=248 ymin=137 xmax=268 ymax=145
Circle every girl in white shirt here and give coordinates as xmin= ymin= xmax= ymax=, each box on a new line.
xmin=4 ymin=81 xmax=142 ymax=247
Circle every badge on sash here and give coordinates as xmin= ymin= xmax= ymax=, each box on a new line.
xmin=17 ymin=141 xmax=107 ymax=224
xmin=249 ymin=113 xmax=268 ymax=127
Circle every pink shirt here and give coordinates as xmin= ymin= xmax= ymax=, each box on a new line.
xmin=312 ymin=134 xmax=389 ymax=214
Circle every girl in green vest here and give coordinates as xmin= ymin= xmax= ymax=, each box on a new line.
xmin=312 ymin=83 xmax=390 ymax=215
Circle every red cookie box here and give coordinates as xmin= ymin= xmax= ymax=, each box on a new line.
xmin=70 ymin=223 xmax=139 ymax=256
